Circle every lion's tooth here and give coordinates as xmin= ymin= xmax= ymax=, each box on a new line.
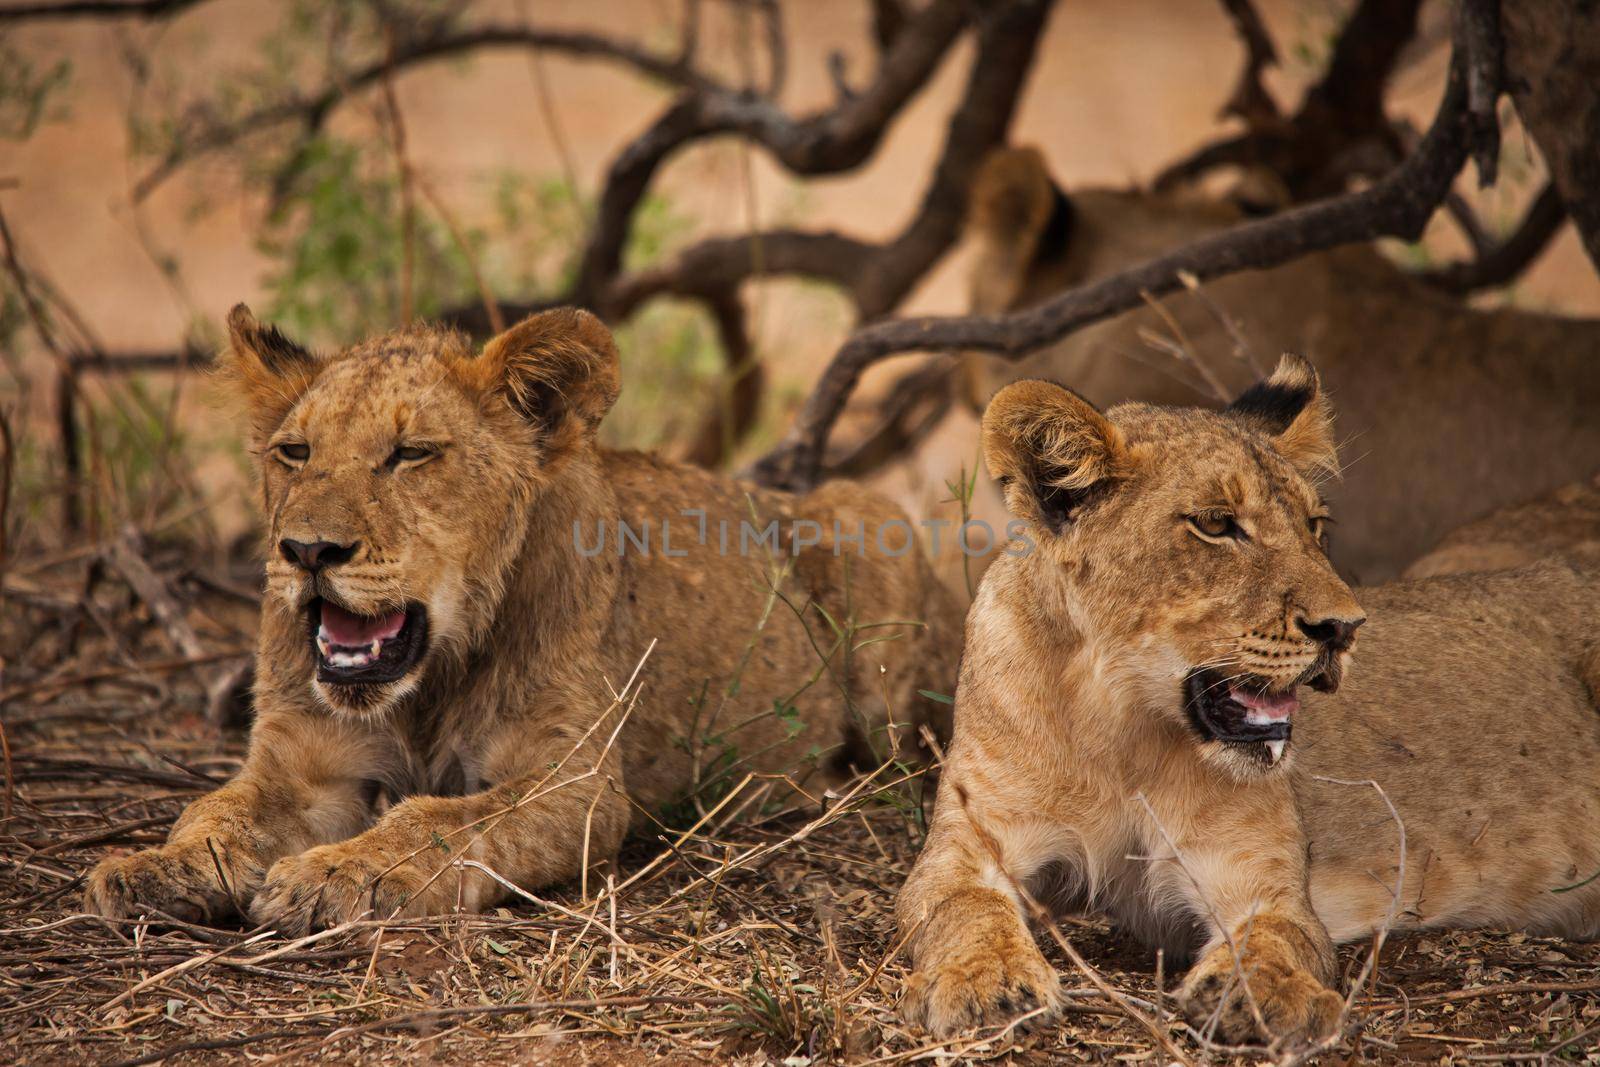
xmin=1265 ymin=739 xmax=1287 ymax=763
xmin=317 ymin=635 xmax=331 ymax=658
xmin=370 ymin=639 xmax=382 ymax=658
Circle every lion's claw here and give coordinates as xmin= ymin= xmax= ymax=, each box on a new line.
xmin=1176 ymin=948 xmax=1342 ymax=1045
xmin=84 ymin=843 xmax=256 ymax=924
xmin=902 ymin=940 xmax=1062 ymax=1038
xmin=249 ymin=845 xmax=439 ymax=936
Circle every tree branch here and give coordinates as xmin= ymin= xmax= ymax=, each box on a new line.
xmin=0 ymin=0 xmax=207 ymax=22
xmin=1217 ymin=0 xmax=1279 ymax=127
xmin=1159 ymin=0 xmax=1425 ymax=201
xmin=751 ymin=5 xmax=1496 ymax=490
xmin=1419 ymin=181 xmax=1567 ymax=293
xmin=1500 ymin=0 xmax=1600 ymax=270
xmin=595 ymin=0 xmax=1045 ymax=322
xmin=131 ymin=24 xmax=738 ymax=202
xmin=571 ymin=0 xmax=968 ymax=306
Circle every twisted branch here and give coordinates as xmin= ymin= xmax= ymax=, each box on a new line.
xmin=751 ymin=1 xmax=1500 ymax=490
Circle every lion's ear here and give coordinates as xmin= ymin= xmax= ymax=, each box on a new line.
xmin=982 ymin=379 xmax=1128 ymax=533
xmin=221 ymin=304 xmax=320 ymax=446
xmin=967 ymin=147 xmax=1073 ymax=314
xmin=1227 ymin=354 xmax=1338 ymax=480
xmin=472 ymin=309 xmax=621 ymax=453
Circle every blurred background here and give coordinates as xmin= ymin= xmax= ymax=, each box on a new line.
xmin=1 ymin=0 xmax=1596 ymax=566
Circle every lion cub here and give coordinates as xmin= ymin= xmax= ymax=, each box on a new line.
xmin=87 ymin=307 xmax=960 ymax=934
xmin=897 ymin=355 xmax=1600 ymax=1044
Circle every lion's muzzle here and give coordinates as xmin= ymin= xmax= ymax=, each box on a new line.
xmin=309 ymin=598 xmax=430 ymax=687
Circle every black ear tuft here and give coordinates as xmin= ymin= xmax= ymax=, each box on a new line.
xmin=1035 ymin=184 xmax=1075 ymax=265
xmin=1225 ymin=354 xmax=1338 ymax=478
xmin=226 ymin=304 xmax=315 ymax=375
xmin=1226 ymin=377 xmax=1315 ymax=435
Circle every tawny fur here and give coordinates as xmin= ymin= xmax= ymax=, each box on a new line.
xmin=85 ymin=308 xmax=961 ymax=935
xmin=957 ymin=147 xmax=1600 ymax=582
xmin=1405 ymin=474 xmax=1600 ymax=578
xmin=897 ymin=358 xmax=1600 ymax=1044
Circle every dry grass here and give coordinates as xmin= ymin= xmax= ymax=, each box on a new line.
xmin=3 ymin=535 xmax=1600 ymax=1066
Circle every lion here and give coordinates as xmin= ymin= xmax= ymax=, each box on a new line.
xmin=85 ymin=306 xmax=961 ymax=935
xmin=956 ymin=146 xmax=1600 ymax=583
xmin=896 ymin=354 xmax=1600 ymax=1044
xmin=1404 ymin=474 xmax=1600 ymax=578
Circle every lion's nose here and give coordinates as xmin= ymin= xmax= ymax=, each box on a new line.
xmin=1295 ymin=613 xmax=1365 ymax=650
xmin=279 ymin=538 xmax=359 ymax=572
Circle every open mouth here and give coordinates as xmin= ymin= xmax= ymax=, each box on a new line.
xmin=1183 ymin=668 xmax=1300 ymax=765
xmin=307 ymin=598 xmax=428 ymax=686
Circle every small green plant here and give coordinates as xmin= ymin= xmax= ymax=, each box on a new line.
xmin=0 ymin=40 xmax=72 ymax=141
xmin=257 ymin=135 xmax=483 ymax=344
xmin=943 ymin=455 xmax=981 ymax=599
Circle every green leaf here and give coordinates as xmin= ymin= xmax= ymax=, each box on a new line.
xmin=484 ymin=938 xmax=513 ymax=956
xmin=917 ymin=689 xmax=955 ymax=705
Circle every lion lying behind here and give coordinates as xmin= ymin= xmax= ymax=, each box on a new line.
xmin=897 ymin=355 xmax=1600 ymax=1043
xmin=956 ymin=147 xmax=1600 ymax=582
xmin=87 ymin=307 xmax=960 ymax=934
xmin=1405 ymin=474 xmax=1600 ymax=578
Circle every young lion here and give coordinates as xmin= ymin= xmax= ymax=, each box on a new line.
xmin=86 ymin=307 xmax=960 ymax=934
xmin=897 ymin=355 xmax=1600 ymax=1043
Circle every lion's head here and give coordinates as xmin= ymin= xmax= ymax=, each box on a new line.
xmin=982 ymin=354 xmax=1364 ymax=777
xmin=224 ymin=305 xmax=620 ymax=716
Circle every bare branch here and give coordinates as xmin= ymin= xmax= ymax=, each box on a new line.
xmin=602 ymin=0 xmax=1046 ymax=321
xmin=752 ymin=7 xmax=1497 ymax=490
xmin=67 ymin=348 xmax=211 ymax=372
xmin=1420 ymin=181 xmax=1567 ymax=293
xmin=679 ymin=288 xmax=763 ymax=468
xmin=1501 ymin=0 xmax=1600 ymax=270
xmin=870 ymin=0 xmax=909 ymax=52
xmin=1217 ymin=0 xmax=1280 ymax=127
xmin=1161 ymin=0 xmax=1425 ymax=201
xmin=572 ymin=0 xmax=968 ymax=306
xmin=611 ymin=230 xmax=873 ymax=315
xmin=0 ymin=0 xmax=207 ymax=22
xmin=131 ymin=24 xmax=738 ymax=203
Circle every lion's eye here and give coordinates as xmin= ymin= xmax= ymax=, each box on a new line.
xmin=1188 ymin=513 xmax=1243 ymax=541
xmin=387 ymin=444 xmax=437 ymax=466
xmin=274 ymin=442 xmax=310 ymax=465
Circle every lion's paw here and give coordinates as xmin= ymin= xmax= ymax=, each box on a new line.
xmin=84 ymin=843 xmax=253 ymax=924
xmin=249 ymin=844 xmax=443 ymax=936
xmin=901 ymin=939 xmax=1062 ymax=1038
xmin=1176 ymin=946 xmax=1341 ymax=1045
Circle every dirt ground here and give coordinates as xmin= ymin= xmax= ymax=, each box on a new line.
xmin=3 ymin=538 xmax=1599 ymax=1066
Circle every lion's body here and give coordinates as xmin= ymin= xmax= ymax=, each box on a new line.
xmin=594 ymin=451 xmax=960 ymax=812
xmin=87 ymin=310 xmax=960 ymax=933
xmin=959 ymin=148 xmax=1600 ymax=582
xmin=897 ymin=363 xmax=1600 ymax=1043
xmin=1293 ymin=562 xmax=1600 ymax=942
xmin=1405 ymin=476 xmax=1600 ymax=578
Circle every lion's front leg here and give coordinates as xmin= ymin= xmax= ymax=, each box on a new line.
xmin=251 ymin=727 xmax=630 ymax=935
xmin=896 ymin=811 xmax=1063 ymax=1038
xmin=84 ymin=780 xmax=270 ymax=923
xmin=1176 ymin=911 xmax=1342 ymax=1045
xmin=1142 ymin=788 xmax=1340 ymax=1045
xmin=85 ymin=716 xmax=373 ymax=924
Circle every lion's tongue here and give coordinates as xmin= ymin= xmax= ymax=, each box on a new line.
xmin=1230 ymin=686 xmax=1299 ymax=723
xmin=320 ymin=602 xmax=405 ymax=647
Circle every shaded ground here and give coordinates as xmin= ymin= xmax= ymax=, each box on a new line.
xmin=3 ymin=539 xmax=1599 ymax=1065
